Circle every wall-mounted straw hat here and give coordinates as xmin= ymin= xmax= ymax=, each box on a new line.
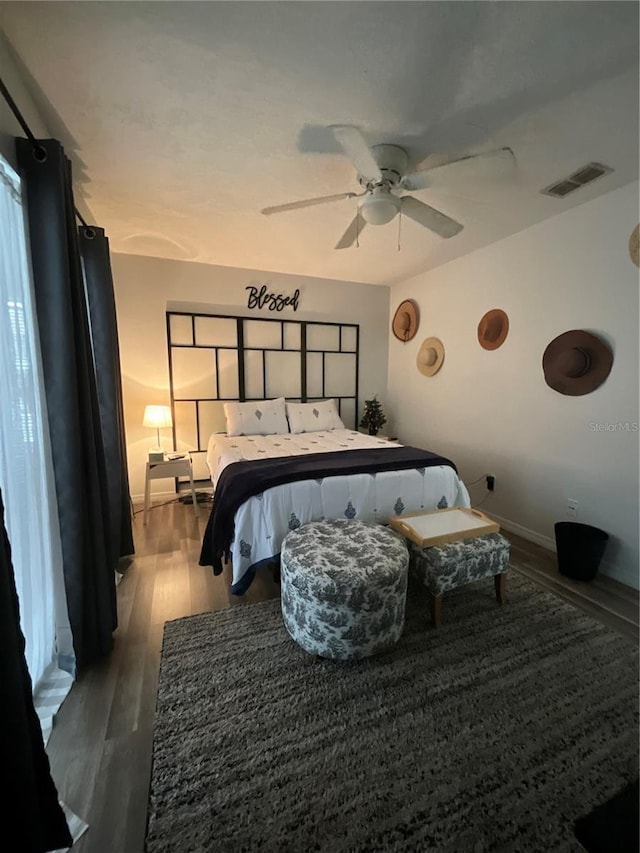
xmin=542 ymin=330 xmax=613 ymax=396
xmin=478 ymin=308 xmax=509 ymax=350
xmin=392 ymin=299 xmax=419 ymax=342
xmin=417 ymin=337 xmax=445 ymax=377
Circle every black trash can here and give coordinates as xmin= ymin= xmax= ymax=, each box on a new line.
xmin=554 ymin=522 xmax=609 ymax=581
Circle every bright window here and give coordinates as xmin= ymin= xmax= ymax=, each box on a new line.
xmin=0 ymin=153 xmax=73 ymax=691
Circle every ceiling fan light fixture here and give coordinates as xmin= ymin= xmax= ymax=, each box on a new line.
xmin=261 ymin=127 xmax=503 ymax=247
xmin=358 ymin=187 xmax=401 ymax=225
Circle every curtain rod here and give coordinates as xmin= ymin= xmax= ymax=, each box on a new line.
xmin=0 ymin=75 xmax=89 ymax=228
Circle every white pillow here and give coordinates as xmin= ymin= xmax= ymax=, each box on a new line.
xmin=286 ymin=399 xmax=346 ymax=434
xmin=224 ymin=397 xmax=289 ymax=437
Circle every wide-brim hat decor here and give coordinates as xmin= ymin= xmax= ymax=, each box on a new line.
xmin=478 ymin=308 xmax=509 ymax=350
xmin=417 ymin=337 xmax=445 ymax=376
xmin=542 ymin=330 xmax=613 ymax=396
xmin=392 ymin=299 xmax=419 ymax=342
xmin=629 ymin=224 xmax=640 ymax=268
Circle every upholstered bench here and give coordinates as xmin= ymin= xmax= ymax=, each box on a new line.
xmin=408 ymin=532 xmax=510 ymax=627
xmin=280 ymin=519 xmax=409 ymax=660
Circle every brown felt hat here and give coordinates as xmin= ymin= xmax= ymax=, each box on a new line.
xmin=417 ymin=337 xmax=445 ymax=377
xmin=630 ymin=224 xmax=640 ymax=268
xmin=542 ymin=330 xmax=613 ymax=396
xmin=478 ymin=308 xmax=509 ymax=350
xmin=392 ymin=299 xmax=419 ymax=342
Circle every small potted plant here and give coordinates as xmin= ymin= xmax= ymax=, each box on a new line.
xmin=359 ymin=396 xmax=387 ymax=436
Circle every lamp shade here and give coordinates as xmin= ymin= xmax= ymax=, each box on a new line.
xmin=143 ymin=405 xmax=173 ymax=429
xmin=359 ymin=187 xmax=401 ymax=225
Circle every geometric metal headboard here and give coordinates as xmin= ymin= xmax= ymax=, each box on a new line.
xmin=166 ymin=311 xmax=360 ymax=481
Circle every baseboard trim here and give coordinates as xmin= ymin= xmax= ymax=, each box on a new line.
xmin=489 ymin=513 xmax=556 ymax=552
xmin=132 ymin=489 xmax=177 ymax=503
xmin=132 ymin=488 xmax=214 ymax=502
xmin=598 ymin=560 xmax=639 ymax=591
xmin=489 ymin=512 xmax=639 ymax=592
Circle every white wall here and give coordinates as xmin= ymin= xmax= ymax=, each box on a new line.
xmin=111 ymin=253 xmax=390 ymax=499
xmin=387 ymin=182 xmax=639 ymax=589
xmin=0 ymin=33 xmax=51 ymax=167
xmin=0 ymin=33 xmax=94 ymax=222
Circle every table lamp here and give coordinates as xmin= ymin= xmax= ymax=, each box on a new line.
xmin=143 ymin=405 xmax=173 ymax=462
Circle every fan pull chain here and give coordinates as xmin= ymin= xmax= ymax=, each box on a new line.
xmin=397 ymin=209 xmax=402 ymax=252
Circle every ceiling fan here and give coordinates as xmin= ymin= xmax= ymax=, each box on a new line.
xmin=261 ymin=126 xmax=515 ymax=249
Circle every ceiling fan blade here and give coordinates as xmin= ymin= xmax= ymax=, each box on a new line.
xmin=330 ymin=125 xmax=382 ymax=182
xmin=401 ymin=196 xmax=463 ymax=239
xmin=261 ymin=192 xmax=356 ymax=216
xmin=335 ymin=212 xmax=367 ymax=250
xmin=401 ymin=147 xmax=515 ymax=191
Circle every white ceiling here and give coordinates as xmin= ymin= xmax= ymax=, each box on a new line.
xmin=1 ymin=1 xmax=638 ymax=285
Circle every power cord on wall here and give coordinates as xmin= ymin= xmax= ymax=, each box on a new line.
xmin=465 ymin=473 xmax=493 ymax=486
xmin=471 ymin=491 xmax=492 ymax=509
xmin=465 ymin=472 xmax=494 ymax=510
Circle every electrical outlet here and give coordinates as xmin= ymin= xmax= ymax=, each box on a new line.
xmin=486 ymin=475 xmax=495 ymax=492
xmin=567 ymin=499 xmax=578 ymax=519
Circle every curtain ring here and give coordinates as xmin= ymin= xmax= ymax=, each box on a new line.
xmin=32 ymin=144 xmax=48 ymax=163
xmin=83 ymin=227 xmax=96 ymax=240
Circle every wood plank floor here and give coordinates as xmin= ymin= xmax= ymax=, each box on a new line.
xmin=46 ymin=502 xmax=639 ymax=853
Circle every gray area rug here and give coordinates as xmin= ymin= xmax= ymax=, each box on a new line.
xmin=146 ymin=572 xmax=638 ymax=853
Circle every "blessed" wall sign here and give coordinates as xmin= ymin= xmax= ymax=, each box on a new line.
xmin=246 ymin=284 xmax=300 ymax=312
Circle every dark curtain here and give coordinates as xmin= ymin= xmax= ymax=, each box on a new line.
xmin=0 ymin=489 xmax=73 ymax=852
xmin=16 ymin=138 xmax=116 ymax=669
xmin=79 ymin=226 xmax=134 ymax=566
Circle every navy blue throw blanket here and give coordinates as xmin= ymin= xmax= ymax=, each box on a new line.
xmin=199 ymin=446 xmax=457 ymax=589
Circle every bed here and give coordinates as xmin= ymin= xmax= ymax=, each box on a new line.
xmin=198 ymin=399 xmax=471 ymax=594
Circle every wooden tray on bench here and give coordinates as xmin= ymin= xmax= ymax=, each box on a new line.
xmin=389 ymin=506 xmax=500 ymax=548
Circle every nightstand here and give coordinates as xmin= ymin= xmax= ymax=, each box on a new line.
xmin=144 ymin=455 xmax=199 ymax=525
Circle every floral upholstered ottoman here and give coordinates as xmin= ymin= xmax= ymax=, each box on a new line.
xmin=280 ymin=519 xmax=409 ymax=660
xmin=408 ymin=532 xmax=510 ymax=627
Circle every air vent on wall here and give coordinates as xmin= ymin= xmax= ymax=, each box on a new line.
xmin=541 ymin=162 xmax=613 ymax=198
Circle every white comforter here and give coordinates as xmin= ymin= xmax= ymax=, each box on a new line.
xmin=206 ymin=430 xmax=401 ymax=487
xmin=205 ymin=430 xmax=471 ymax=593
